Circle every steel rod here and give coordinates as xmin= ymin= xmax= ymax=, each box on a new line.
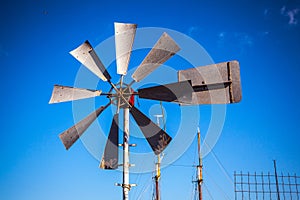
xmin=268 ymin=172 xmax=272 ymax=200
xmin=262 ymin=172 xmax=265 ymax=200
xmin=255 ymin=172 xmax=258 ymax=200
xmin=295 ymin=173 xmax=299 ymax=200
xmin=234 ymin=171 xmax=237 ymax=200
xmin=248 ymin=172 xmax=250 ymax=200
xmin=281 ymin=172 xmax=286 ymax=200
xmin=274 ymin=160 xmax=281 ymax=200
xmin=241 ymin=171 xmax=244 ymax=200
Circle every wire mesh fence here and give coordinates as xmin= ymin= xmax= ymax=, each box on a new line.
xmin=234 ymin=171 xmax=300 ymax=200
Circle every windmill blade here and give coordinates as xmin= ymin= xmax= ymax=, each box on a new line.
xmin=131 ymin=32 xmax=180 ymax=82
xmin=100 ymin=114 xmax=119 ymax=170
xmin=137 ymin=80 xmax=193 ymax=103
xmin=69 ymin=40 xmax=111 ymax=81
xmin=59 ymin=103 xmax=110 ymax=150
xmin=49 ymin=85 xmax=102 ymax=104
xmin=178 ymin=60 xmax=242 ymax=105
xmin=115 ymin=22 xmax=137 ymax=75
xmin=130 ymin=106 xmax=172 ymax=155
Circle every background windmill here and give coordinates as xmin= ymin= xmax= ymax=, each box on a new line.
xmin=49 ymin=22 xmax=242 ymax=200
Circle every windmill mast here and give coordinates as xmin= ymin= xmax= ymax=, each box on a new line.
xmin=155 ymin=155 xmax=161 ymax=200
xmin=196 ymin=127 xmax=203 ymax=200
xmin=123 ymin=107 xmax=130 ymax=200
xmin=154 ymin=114 xmax=163 ymax=200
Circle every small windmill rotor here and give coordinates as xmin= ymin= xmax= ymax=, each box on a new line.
xmin=49 ymin=22 xmax=183 ymax=169
xmin=50 ymin=22 xmax=242 ymax=199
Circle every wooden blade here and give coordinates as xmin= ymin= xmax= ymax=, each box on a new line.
xmin=49 ymin=85 xmax=102 ymax=104
xmin=131 ymin=32 xmax=180 ymax=82
xmin=178 ymin=60 xmax=242 ymax=105
xmin=59 ymin=103 xmax=110 ymax=150
xmin=69 ymin=40 xmax=111 ymax=81
xmin=100 ymin=114 xmax=119 ymax=170
xmin=138 ymin=80 xmax=193 ymax=103
xmin=130 ymin=106 xmax=172 ymax=155
xmin=115 ymin=22 xmax=137 ymax=75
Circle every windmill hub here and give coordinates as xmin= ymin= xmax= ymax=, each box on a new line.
xmin=109 ymin=83 xmax=135 ymax=108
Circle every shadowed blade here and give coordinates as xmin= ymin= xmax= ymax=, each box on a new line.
xmin=130 ymin=106 xmax=172 ymax=155
xmin=138 ymin=80 xmax=193 ymax=103
xmin=49 ymin=85 xmax=102 ymax=104
xmin=69 ymin=40 xmax=111 ymax=81
xmin=178 ymin=60 xmax=242 ymax=105
xmin=132 ymin=32 xmax=180 ymax=82
xmin=115 ymin=22 xmax=137 ymax=75
xmin=59 ymin=103 xmax=110 ymax=150
xmin=100 ymin=114 xmax=119 ymax=170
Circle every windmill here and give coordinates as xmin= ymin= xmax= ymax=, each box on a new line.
xmin=49 ymin=22 xmax=242 ymax=200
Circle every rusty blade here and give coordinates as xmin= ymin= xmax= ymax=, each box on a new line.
xmin=69 ymin=40 xmax=111 ymax=81
xmin=49 ymin=85 xmax=102 ymax=104
xmin=130 ymin=106 xmax=172 ymax=155
xmin=131 ymin=32 xmax=180 ymax=82
xmin=59 ymin=103 xmax=110 ymax=150
xmin=138 ymin=80 xmax=193 ymax=103
xmin=115 ymin=22 xmax=137 ymax=75
xmin=178 ymin=60 xmax=242 ymax=105
xmin=100 ymin=114 xmax=119 ymax=170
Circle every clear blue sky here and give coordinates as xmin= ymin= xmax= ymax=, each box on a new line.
xmin=1 ymin=0 xmax=300 ymax=199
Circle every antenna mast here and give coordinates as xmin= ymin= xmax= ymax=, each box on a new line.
xmin=196 ymin=127 xmax=203 ymax=200
xmin=154 ymin=114 xmax=163 ymax=200
xmin=155 ymin=155 xmax=161 ymax=200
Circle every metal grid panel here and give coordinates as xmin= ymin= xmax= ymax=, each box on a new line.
xmin=234 ymin=171 xmax=300 ymax=200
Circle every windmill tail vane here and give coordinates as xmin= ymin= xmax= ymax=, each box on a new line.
xmin=49 ymin=22 xmax=242 ymax=199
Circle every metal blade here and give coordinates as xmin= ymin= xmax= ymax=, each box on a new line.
xmin=69 ymin=40 xmax=111 ymax=81
xmin=138 ymin=80 xmax=193 ymax=103
xmin=130 ymin=106 xmax=172 ymax=155
xmin=131 ymin=32 xmax=180 ymax=82
xmin=49 ymin=85 xmax=102 ymax=104
xmin=115 ymin=22 xmax=137 ymax=75
xmin=59 ymin=103 xmax=110 ymax=150
xmin=178 ymin=60 xmax=242 ymax=105
xmin=100 ymin=114 xmax=119 ymax=170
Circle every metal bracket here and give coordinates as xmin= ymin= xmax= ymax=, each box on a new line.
xmin=115 ymin=183 xmax=137 ymax=190
xmin=118 ymin=143 xmax=137 ymax=147
xmin=117 ymin=163 xmax=135 ymax=167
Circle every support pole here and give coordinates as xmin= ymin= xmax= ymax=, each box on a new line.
xmin=154 ymin=114 xmax=163 ymax=200
xmin=273 ymin=160 xmax=280 ymax=200
xmin=197 ymin=127 xmax=203 ymax=200
xmin=123 ymin=108 xmax=130 ymax=200
xmin=155 ymin=155 xmax=161 ymax=200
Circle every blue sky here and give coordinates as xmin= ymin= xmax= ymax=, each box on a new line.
xmin=1 ymin=0 xmax=300 ymax=199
